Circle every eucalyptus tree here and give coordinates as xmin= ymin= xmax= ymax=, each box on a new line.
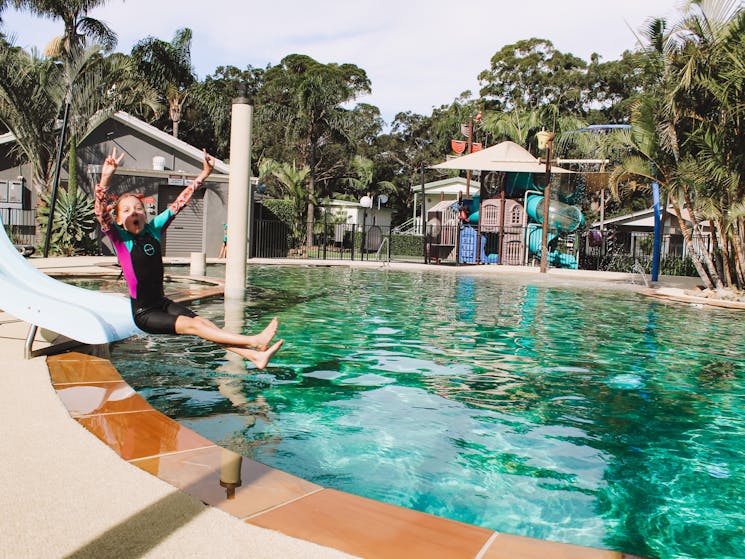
xmin=478 ymin=38 xmax=587 ymax=114
xmin=257 ymin=54 xmax=371 ymax=246
xmin=185 ymin=64 xmax=267 ymax=159
xmin=372 ymin=110 xmax=438 ymax=224
xmin=130 ymin=27 xmax=197 ymax=138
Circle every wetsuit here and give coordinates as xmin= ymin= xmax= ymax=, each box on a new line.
xmin=95 ymin=179 xmax=203 ymax=334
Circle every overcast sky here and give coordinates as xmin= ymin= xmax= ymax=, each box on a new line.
xmin=3 ymin=0 xmax=682 ymax=124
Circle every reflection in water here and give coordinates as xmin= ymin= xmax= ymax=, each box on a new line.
xmin=112 ymin=266 xmax=745 ymax=559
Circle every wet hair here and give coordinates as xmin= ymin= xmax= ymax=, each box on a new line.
xmin=111 ymin=193 xmax=146 ymax=221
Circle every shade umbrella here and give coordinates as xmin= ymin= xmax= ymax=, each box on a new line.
xmin=430 ymin=140 xmax=572 ymax=173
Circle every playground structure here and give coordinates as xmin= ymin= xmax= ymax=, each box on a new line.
xmin=426 ymin=170 xmax=584 ymax=268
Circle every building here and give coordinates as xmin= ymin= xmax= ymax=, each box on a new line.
xmin=591 ymin=205 xmax=712 ymax=258
xmin=401 ymin=176 xmax=481 ymax=235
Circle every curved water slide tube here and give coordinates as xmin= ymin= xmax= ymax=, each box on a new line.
xmin=0 ymin=215 xmax=143 ymax=355
xmin=525 ymin=195 xmax=582 ymax=269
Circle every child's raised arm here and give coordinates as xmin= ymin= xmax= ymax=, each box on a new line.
xmin=169 ymin=149 xmax=215 ymax=215
xmin=94 ymin=149 xmax=124 ymax=232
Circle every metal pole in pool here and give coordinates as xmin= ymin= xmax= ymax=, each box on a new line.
xmin=225 ymin=93 xmax=253 ymax=299
xmin=651 ymin=181 xmax=661 ymax=282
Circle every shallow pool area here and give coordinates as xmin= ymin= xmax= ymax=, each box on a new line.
xmin=110 ymin=266 xmax=745 ymax=559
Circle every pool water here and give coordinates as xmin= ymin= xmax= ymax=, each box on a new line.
xmin=110 ymin=266 xmax=745 ymax=559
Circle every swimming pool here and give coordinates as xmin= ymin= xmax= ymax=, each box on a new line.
xmin=110 ymin=265 xmax=745 ymax=559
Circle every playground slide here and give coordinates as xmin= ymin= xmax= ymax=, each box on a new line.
xmin=0 ymin=216 xmax=143 ymax=345
xmin=526 ymin=224 xmax=578 ymax=268
xmin=525 ymin=195 xmax=581 ymax=269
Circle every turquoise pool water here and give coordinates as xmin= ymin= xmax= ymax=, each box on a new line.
xmin=110 ymin=266 xmax=745 ymax=559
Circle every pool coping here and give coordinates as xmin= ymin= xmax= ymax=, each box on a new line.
xmin=37 ymin=260 xmax=652 ymax=558
xmin=47 ymin=351 xmax=647 ymax=559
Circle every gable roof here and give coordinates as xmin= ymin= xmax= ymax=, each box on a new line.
xmin=0 ymin=112 xmax=230 ymax=175
xmin=112 ymin=112 xmax=230 ymax=174
xmin=413 ymin=176 xmax=481 ymax=194
xmin=593 ymin=206 xmax=711 ymax=229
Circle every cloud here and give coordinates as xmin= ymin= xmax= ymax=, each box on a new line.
xmin=2 ymin=0 xmax=678 ymax=124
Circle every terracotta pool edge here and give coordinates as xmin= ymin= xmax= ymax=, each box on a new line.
xmin=45 ymin=352 xmax=649 ymax=559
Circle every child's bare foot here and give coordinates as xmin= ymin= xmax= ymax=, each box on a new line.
xmin=253 ymin=317 xmax=278 ymax=350
xmin=228 ymin=339 xmax=284 ymax=370
xmin=254 ymin=339 xmax=283 ymax=369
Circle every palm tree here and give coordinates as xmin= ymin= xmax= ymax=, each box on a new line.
xmin=258 ymin=158 xmax=311 ymax=249
xmin=130 ymin=27 xmax=196 ymax=138
xmin=608 ymin=1 xmax=745 ymax=290
xmin=671 ymin=1 xmax=745 ymax=287
xmin=609 ymin=97 xmax=722 ymax=289
xmin=0 ymin=43 xmax=158 ymax=200
xmin=481 ymin=107 xmax=542 ymax=147
xmin=11 ymin=0 xmax=117 ymax=56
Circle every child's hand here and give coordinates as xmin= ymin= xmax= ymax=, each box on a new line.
xmin=101 ymin=148 xmax=125 ymax=182
xmin=201 ymin=149 xmax=215 ymax=178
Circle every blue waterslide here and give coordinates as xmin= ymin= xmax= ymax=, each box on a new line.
xmin=525 ymin=195 xmax=582 ymax=269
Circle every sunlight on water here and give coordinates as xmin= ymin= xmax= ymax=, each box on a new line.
xmin=111 ymin=266 xmax=745 ymax=559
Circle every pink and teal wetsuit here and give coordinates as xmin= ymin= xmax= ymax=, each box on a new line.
xmin=94 ymin=179 xmax=203 ymax=334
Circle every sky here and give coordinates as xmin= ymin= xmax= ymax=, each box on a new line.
xmin=2 ymin=0 xmax=682 ymax=125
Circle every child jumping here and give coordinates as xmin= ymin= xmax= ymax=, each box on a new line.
xmin=94 ymin=148 xmax=283 ymax=369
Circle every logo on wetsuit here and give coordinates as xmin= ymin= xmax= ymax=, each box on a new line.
xmin=143 ymin=243 xmax=156 ymax=256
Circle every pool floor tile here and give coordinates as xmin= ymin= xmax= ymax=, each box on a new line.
xmin=131 ymin=445 xmax=322 ymax=518
xmin=48 ymin=354 xmax=122 ymax=384
xmin=77 ymin=410 xmax=215 ymax=461
xmin=246 ymin=488 xmax=493 ymax=559
xmin=55 ymin=381 xmax=152 ymax=417
xmin=481 ymin=533 xmax=633 ymax=559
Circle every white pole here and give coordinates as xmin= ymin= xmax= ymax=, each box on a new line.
xmin=225 ymin=97 xmax=253 ymax=299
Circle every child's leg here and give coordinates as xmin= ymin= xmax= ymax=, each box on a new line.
xmin=174 ymin=315 xmax=278 ymax=350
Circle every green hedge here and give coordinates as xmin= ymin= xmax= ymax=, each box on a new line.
xmin=261 ymin=199 xmax=296 ymax=224
xmin=391 ymin=234 xmax=424 ymax=257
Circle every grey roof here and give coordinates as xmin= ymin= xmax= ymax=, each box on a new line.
xmin=112 ymin=112 xmax=230 ymax=174
xmin=0 ymin=113 xmax=230 ymax=175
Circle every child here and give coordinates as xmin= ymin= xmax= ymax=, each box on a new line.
xmin=94 ymin=148 xmax=282 ymax=369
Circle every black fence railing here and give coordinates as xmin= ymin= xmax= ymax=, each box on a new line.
xmin=579 ymin=229 xmax=707 ymax=276
xmin=252 ymin=220 xmax=400 ymax=262
xmin=1 ymin=207 xmax=36 ymax=246
xmin=250 ymin=219 xmax=703 ymax=277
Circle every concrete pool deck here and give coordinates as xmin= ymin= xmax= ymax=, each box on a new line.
xmin=4 ymin=255 xmax=723 ymax=558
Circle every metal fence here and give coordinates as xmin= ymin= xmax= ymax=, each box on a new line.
xmin=1 ymin=207 xmax=36 ymax=246
xmin=579 ymin=229 xmax=707 ymax=276
xmin=252 ymin=220 xmax=396 ymax=262
xmin=252 ymin=219 xmax=703 ymax=277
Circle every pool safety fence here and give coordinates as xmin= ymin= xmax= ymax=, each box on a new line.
xmin=1 ymin=206 xmax=36 ymax=246
xmin=251 ymin=219 xmax=705 ymax=277
xmin=580 ymin=229 xmax=709 ymax=277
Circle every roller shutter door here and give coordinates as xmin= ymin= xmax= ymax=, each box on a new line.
xmin=157 ymin=185 xmax=204 ymax=256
